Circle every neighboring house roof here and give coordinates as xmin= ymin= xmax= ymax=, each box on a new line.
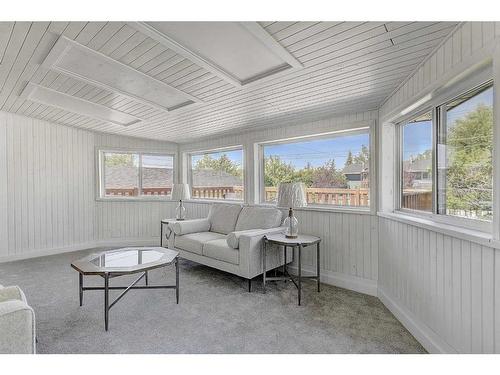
xmin=403 ymin=158 xmax=431 ymax=173
xmin=342 ymin=163 xmax=365 ymax=175
xmin=191 ymin=169 xmax=242 ymax=187
xmin=105 ymin=166 xmax=242 ymax=189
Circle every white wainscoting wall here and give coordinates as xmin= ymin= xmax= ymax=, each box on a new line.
xmin=377 ymin=22 xmax=500 ymax=353
xmin=0 ymin=111 xmax=178 ymax=262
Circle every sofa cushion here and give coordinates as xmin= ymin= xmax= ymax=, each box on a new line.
xmin=203 ymin=239 xmax=239 ymax=265
xmin=208 ymin=204 xmax=243 ymax=235
xmin=174 ymin=232 xmax=226 ymax=255
xmin=235 ymin=206 xmax=282 ymax=231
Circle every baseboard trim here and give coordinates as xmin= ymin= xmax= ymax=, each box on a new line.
xmin=0 ymin=237 xmax=160 ymax=264
xmin=377 ymin=287 xmax=457 ymax=354
xmin=287 ymin=265 xmax=378 ymax=297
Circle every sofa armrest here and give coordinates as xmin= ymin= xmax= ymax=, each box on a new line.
xmin=0 ymin=300 xmax=36 ymax=354
xmin=0 ymin=285 xmax=27 ymax=303
xmin=227 ymin=228 xmax=284 ymax=249
xmin=171 ymin=218 xmax=211 ymax=235
xmin=238 ymin=226 xmax=286 ymax=278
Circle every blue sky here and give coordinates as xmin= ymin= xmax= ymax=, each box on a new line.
xmin=402 ymin=85 xmax=493 ymax=161
xmin=264 ymin=133 xmax=369 ymax=169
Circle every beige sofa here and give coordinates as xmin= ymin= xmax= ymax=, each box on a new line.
xmin=0 ymin=285 xmax=36 ymax=354
xmin=168 ymin=204 xmax=289 ymax=290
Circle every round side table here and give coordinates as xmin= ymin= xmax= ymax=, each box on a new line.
xmin=263 ymin=233 xmax=321 ymax=306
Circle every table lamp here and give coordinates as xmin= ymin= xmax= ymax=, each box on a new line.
xmin=171 ymin=183 xmax=191 ymax=221
xmin=277 ymin=182 xmax=307 ymax=238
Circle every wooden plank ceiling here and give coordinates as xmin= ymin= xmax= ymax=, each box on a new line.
xmin=0 ymin=21 xmax=458 ymax=143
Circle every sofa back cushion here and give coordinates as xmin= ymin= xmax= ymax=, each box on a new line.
xmin=235 ymin=206 xmax=282 ymax=231
xmin=208 ymin=204 xmax=243 ymax=234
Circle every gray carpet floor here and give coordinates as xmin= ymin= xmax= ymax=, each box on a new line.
xmin=0 ymin=248 xmax=426 ymax=354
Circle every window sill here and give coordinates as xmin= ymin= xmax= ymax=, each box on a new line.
xmin=264 ymin=203 xmax=372 ymax=215
xmin=377 ymin=211 xmax=500 ymax=250
xmin=96 ymin=197 xmax=176 ymax=203
xmin=183 ymin=199 xmax=244 ymax=205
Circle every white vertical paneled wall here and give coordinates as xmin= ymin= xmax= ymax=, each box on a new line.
xmin=179 ymin=111 xmax=379 ymax=296
xmin=378 ymin=217 xmax=499 ymax=354
xmin=0 ymin=111 xmax=178 ymax=262
xmin=378 ymin=22 xmax=500 ymax=353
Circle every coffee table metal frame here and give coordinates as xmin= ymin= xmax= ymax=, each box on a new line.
xmin=263 ymin=234 xmax=321 ymax=306
xmin=71 ymin=247 xmax=179 ymax=331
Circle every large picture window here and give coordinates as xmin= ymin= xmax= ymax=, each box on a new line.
xmin=99 ymin=150 xmax=174 ymax=198
xmin=397 ymin=79 xmax=493 ymax=227
xmin=261 ymin=131 xmax=370 ymax=207
xmin=189 ymin=148 xmax=244 ymax=201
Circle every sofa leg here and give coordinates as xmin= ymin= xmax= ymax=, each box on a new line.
xmin=248 ymin=279 xmax=252 ymax=293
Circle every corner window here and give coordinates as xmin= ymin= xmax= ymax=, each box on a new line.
xmin=260 ymin=130 xmax=370 ymax=208
xmin=188 ymin=147 xmax=244 ymax=201
xmin=437 ymin=83 xmax=493 ymax=221
xmin=397 ymin=79 xmax=493 ymax=228
xmin=400 ymin=111 xmax=433 ymax=212
xmin=99 ymin=150 xmax=174 ymax=199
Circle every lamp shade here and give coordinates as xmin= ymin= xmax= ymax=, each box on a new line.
xmin=277 ymin=182 xmax=307 ymax=209
xmin=171 ymin=183 xmax=191 ymax=200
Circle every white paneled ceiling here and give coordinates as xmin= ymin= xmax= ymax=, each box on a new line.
xmin=0 ymin=21 xmax=458 ymax=142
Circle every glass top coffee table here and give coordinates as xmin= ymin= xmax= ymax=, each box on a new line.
xmin=71 ymin=247 xmax=179 ymax=331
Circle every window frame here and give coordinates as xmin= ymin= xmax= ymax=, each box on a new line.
xmin=395 ymin=75 xmax=494 ymax=233
xmin=257 ymin=127 xmax=372 ymax=210
xmin=186 ymin=145 xmax=245 ymax=202
xmin=96 ymin=147 xmax=176 ymax=201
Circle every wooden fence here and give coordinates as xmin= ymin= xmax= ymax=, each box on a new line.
xmin=265 ymin=186 xmax=369 ymax=206
xmin=402 ymin=190 xmax=432 ymax=211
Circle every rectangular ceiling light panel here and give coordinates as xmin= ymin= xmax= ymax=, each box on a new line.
xmin=42 ymin=36 xmax=199 ymax=112
xmin=135 ymin=22 xmax=303 ymax=86
xmin=22 ymin=83 xmax=142 ymax=127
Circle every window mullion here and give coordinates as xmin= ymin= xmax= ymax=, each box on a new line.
xmin=138 ymin=153 xmax=143 ymax=196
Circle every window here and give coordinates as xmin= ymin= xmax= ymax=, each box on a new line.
xmin=188 ymin=148 xmax=244 ymax=201
xmin=396 ymin=79 xmax=493 ymax=227
xmin=260 ymin=131 xmax=370 ymax=207
xmin=400 ymin=111 xmax=433 ymax=212
xmin=99 ymin=150 xmax=174 ymax=198
xmin=437 ymin=83 xmax=493 ymax=221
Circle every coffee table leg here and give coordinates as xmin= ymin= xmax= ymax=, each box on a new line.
xmin=298 ymin=245 xmax=302 ymax=306
xmin=145 ymin=271 xmax=149 ymax=285
xmin=79 ymin=273 xmax=83 ymax=306
xmin=104 ymin=273 xmax=109 ymax=331
xmin=175 ymin=258 xmax=179 ymax=304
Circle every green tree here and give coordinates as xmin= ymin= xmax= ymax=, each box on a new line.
xmin=445 ymin=104 xmax=493 ymax=215
xmin=294 ymin=162 xmax=314 ymax=187
xmin=194 ymin=154 xmax=242 ymax=178
xmin=263 ymin=156 xmax=297 ymax=187
xmin=354 ymin=145 xmax=369 ymax=165
xmin=105 ymin=153 xmax=135 ymax=166
xmin=311 ymin=159 xmax=348 ymax=188
xmin=345 ymin=150 xmax=354 ymax=166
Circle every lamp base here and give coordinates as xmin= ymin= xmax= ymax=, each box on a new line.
xmin=285 ymin=234 xmax=298 ymax=239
